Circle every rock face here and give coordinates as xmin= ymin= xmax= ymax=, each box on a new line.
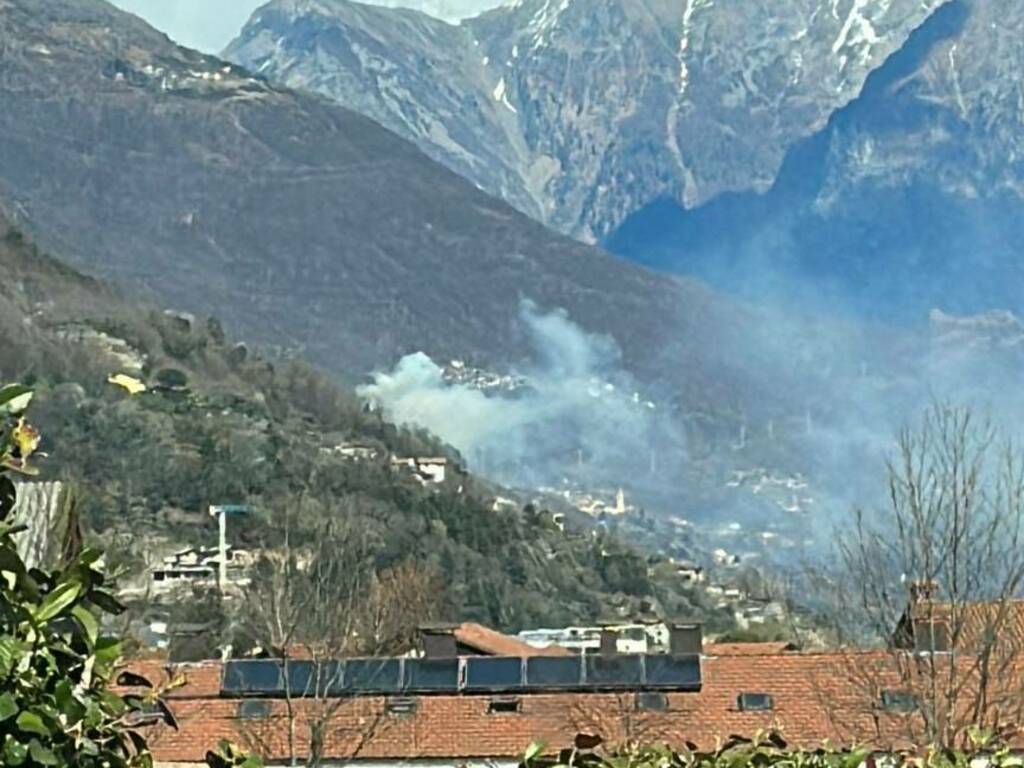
xmin=226 ymin=2 xmax=543 ymax=221
xmin=0 ymin=0 xmax=746 ymax=396
xmin=228 ymin=0 xmax=1024 ymax=319
xmin=354 ymin=0 xmax=507 ymax=24
xmin=227 ymin=0 xmax=946 ymax=241
xmin=609 ymin=0 xmax=1024 ymax=319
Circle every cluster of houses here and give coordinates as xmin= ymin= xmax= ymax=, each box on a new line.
xmin=726 ymin=468 xmax=815 ymax=515
xmin=389 ymin=456 xmax=451 ymax=485
xmin=325 ymin=440 xmax=456 ymax=487
xmin=442 ymin=359 xmax=528 ymax=393
xmin=669 ymin=550 xmax=786 ymax=629
xmin=146 ymin=545 xmax=255 ymax=597
xmin=543 ymin=486 xmax=638 ymax=519
xmin=517 ymin=622 xmax=671 ymax=655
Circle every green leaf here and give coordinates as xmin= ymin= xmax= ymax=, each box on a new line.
xmin=88 ymin=589 xmax=126 ymax=615
xmin=15 ymin=711 xmax=49 ymax=737
xmin=94 ymin=636 xmax=123 ymax=680
xmin=77 ymin=548 xmax=104 ymax=567
xmin=0 ymin=476 xmax=16 ymax=522
xmin=72 ymin=604 xmax=99 ymax=646
xmin=525 ymin=741 xmax=547 ymax=764
xmin=0 ymin=636 xmax=22 ymax=677
xmin=0 ymin=385 xmax=33 ymax=416
xmin=116 ymin=670 xmax=154 ymax=689
xmin=3 ymin=736 xmax=28 ymax=766
xmin=28 ymin=739 xmax=59 ymax=766
xmin=0 ymin=692 xmax=17 ymax=722
xmin=100 ymin=691 xmax=127 ymax=717
xmin=33 ymin=581 xmax=82 ymax=623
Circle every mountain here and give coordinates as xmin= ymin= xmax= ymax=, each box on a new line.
xmin=352 ymin=0 xmax=507 ymax=24
xmin=228 ymin=0 xmax=1024 ymax=319
xmin=608 ymin=0 xmax=1024 ymax=320
xmin=227 ymin=0 xmax=945 ymax=241
xmin=1 ymin=208 xmax=727 ymax=636
xmin=1 ymin=0 xmax=837 ymax=557
xmin=0 ymin=0 xmax=739 ymax=396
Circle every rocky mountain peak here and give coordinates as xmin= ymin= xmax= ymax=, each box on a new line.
xmin=227 ymin=0 xmax=946 ymax=240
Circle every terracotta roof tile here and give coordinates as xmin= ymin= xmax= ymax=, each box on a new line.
xmin=134 ymin=621 xmax=1024 ymax=763
xmin=904 ymin=599 xmax=1024 ymax=652
xmin=454 ymin=622 xmax=572 ymax=657
xmin=704 ymin=642 xmax=798 ymax=656
xmin=140 ymin=650 xmax=976 ymax=763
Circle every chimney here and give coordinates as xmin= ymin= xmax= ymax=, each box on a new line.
xmin=913 ymin=617 xmax=950 ymax=653
xmin=599 ymin=628 xmax=618 ymax=656
xmin=669 ymin=622 xmax=703 ymax=655
xmin=909 ymin=580 xmax=939 ymax=604
xmin=419 ymin=624 xmax=458 ymax=658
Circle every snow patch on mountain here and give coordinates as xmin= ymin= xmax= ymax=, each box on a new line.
xmin=226 ymin=0 xmax=957 ymax=240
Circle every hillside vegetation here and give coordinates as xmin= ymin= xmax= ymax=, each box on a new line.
xmin=0 ymin=215 xmax=718 ymax=638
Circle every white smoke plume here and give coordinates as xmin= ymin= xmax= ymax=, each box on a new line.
xmin=359 ymin=300 xmax=685 ymax=490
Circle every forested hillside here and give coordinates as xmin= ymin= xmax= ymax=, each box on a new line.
xmin=0 ymin=214 xmax=723 ymax=637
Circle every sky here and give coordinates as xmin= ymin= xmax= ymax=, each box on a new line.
xmin=111 ymin=0 xmax=509 ymax=53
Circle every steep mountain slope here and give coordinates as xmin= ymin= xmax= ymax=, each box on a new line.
xmin=0 ymin=209 xmax=721 ymax=634
xmin=225 ymin=2 xmax=542 ymax=220
xmin=609 ymin=0 xmax=1024 ymax=320
xmin=0 ymin=0 xmax=737 ymax=395
xmin=227 ymin=0 xmax=945 ymax=240
xmin=227 ymin=0 xmax=1024 ymax=320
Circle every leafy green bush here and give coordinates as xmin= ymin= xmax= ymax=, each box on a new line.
xmin=521 ymin=730 xmax=1016 ymax=768
xmin=204 ymin=739 xmax=264 ymax=768
xmin=0 ymin=384 xmax=172 ymax=767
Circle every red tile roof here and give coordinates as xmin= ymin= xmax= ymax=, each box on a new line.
xmin=125 ymin=610 xmax=1024 ymax=765
xmin=703 ymin=642 xmax=798 ymax=656
xmin=454 ymin=622 xmax=572 ymax=657
xmin=131 ymin=648 xmax=1003 ymax=764
xmin=899 ymin=599 xmax=1024 ymax=652
xmin=114 ymin=660 xmax=222 ymax=699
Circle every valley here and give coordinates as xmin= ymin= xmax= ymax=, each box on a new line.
xmin=2 ymin=0 xmax=1023 ymax=653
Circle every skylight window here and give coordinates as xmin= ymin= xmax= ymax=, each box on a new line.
xmin=880 ymin=690 xmax=918 ymax=713
xmin=385 ymin=697 xmax=418 ymax=716
xmin=487 ymin=697 xmax=522 ymax=715
xmin=636 ymin=692 xmax=669 ymax=712
xmin=737 ymin=692 xmax=774 ymax=712
xmin=237 ymin=700 xmax=272 ymax=720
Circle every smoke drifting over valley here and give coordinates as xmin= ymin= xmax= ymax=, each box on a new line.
xmin=359 ymin=301 xmax=686 ymax=492
xmin=359 ymin=291 xmax=1024 ymax=564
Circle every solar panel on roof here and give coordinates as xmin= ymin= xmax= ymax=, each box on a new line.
xmin=222 ymin=653 xmax=702 ymax=698
xmin=525 ymin=656 xmax=583 ymax=688
xmin=463 ymin=657 xmax=524 ymax=692
xmin=585 ymin=654 xmax=643 ymax=688
xmin=403 ymin=658 xmax=459 ymax=692
xmin=287 ymin=661 xmax=345 ymax=697
xmin=346 ymin=659 xmax=403 ymax=693
xmin=222 ymin=660 xmax=284 ymax=695
xmin=643 ymin=655 xmax=701 ymax=690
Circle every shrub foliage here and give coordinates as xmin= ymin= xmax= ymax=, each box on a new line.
xmin=0 ymin=384 xmax=170 ymax=767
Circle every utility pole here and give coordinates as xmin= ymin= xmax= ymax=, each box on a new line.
xmin=208 ymin=504 xmax=250 ymax=594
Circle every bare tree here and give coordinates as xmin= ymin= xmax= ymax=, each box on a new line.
xmin=235 ymin=506 xmax=444 ymax=766
xmin=357 ymin=559 xmax=445 ymax=655
xmin=825 ymin=402 xmax=1024 ymax=748
xmin=569 ymin=693 xmax=672 ymax=750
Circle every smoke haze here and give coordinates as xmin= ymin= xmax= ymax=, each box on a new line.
xmin=359 ymin=301 xmax=686 ymax=492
